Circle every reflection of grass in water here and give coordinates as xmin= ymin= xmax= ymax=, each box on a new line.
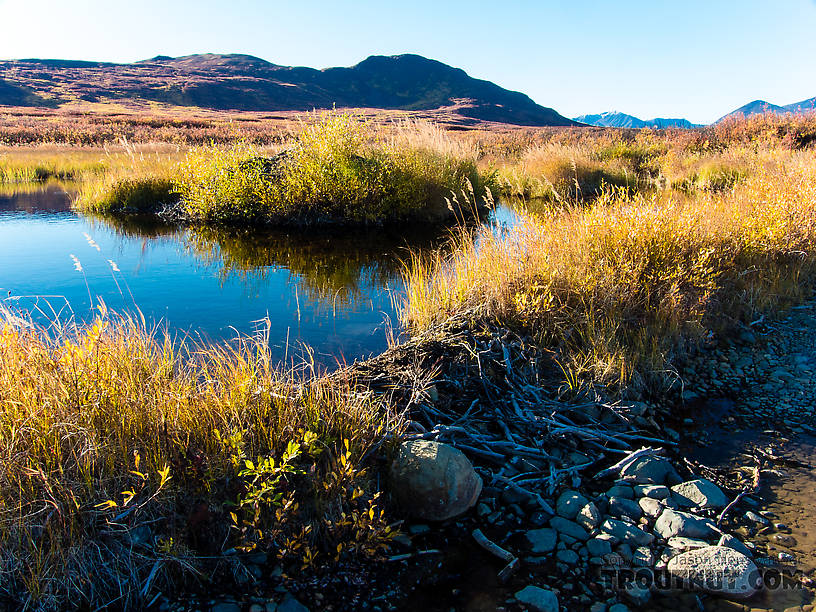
xmin=85 ymin=212 xmax=452 ymax=305
xmin=0 ymin=179 xmax=71 ymax=197
xmin=185 ymin=225 xmax=450 ymax=305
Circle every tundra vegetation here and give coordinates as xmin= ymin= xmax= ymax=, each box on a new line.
xmin=1 ymin=111 xmax=816 ymax=607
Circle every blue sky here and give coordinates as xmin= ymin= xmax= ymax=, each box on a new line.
xmin=1 ymin=0 xmax=814 ymax=124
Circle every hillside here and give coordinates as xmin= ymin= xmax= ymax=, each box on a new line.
xmin=0 ymin=53 xmax=576 ymax=127
xmin=574 ymin=111 xmax=700 ymax=129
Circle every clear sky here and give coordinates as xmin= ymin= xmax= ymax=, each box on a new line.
xmin=1 ymin=0 xmax=814 ymax=124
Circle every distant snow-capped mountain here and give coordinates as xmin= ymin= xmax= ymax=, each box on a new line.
xmin=574 ymin=111 xmax=701 ymax=129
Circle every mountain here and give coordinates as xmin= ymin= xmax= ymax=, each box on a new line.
xmin=783 ymin=97 xmax=816 ymax=114
xmin=0 ymin=53 xmax=576 ymax=127
xmin=717 ymin=97 xmax=816 ymax=122
xmin=574 ymin=111 xmax=700 ymax=129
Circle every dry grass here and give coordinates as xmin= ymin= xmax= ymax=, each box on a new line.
xmin=403 ymin=149 xmax=816 ymax=393
xmin=0 ymin=307 xmax=403 ymax=609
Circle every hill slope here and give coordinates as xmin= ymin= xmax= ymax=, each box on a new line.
xmin=0 ymin=53 xmax=575 ymax=127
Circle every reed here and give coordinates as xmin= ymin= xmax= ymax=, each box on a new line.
xmin=403 ymin=150 xmax=816 ymax=393
xmin=0 ymin=307 xmax=403 ymax=608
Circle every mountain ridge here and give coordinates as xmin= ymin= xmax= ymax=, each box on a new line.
xmin=0 ymin=53 xmax=576 ymax=127
xmin=716 ymin=97 xmax=816 ymax=123
xmin=574 ymin=111 xmax=701 ymax=129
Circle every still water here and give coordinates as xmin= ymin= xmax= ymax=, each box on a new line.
xmin=0 ymin=184 xmax=503 ymax=365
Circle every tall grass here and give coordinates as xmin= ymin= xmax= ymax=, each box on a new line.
xmin=403 ymin=151 xmax=816 ymax=392
xmin=0 ymin=146 xmax=108 ymax=183
xmin=72 ymin=144 xmax=184 ymax=213
xmin=0 ymin=308 xmax=402 ymax=608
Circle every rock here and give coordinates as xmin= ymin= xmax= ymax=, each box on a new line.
xmin=589 ymin=604 xmax=607 ymax=612
xmin=212 ymin=603 xmax=241 ymax=612
xmin=638 ymin=497 xmax=663 ymax=518
xmin=526 ymin=528 xmax=557 ymax=553
xmin=616 ymin=543 xmax=633 ymax=562
xmin=620 ymin=456 xmax=682 ymax=485
xmin=599 ymin=518 xmax=654 ymax=546
xmin=278 ymin=595 xmax=310 ymax=612
xmin=670 ymin=479 xmax=729 ymax=509
xmin=556 ymin=490 xmax=589 ymax=519
xmin=609 ymin=604 xmax=631 ymax=612
xmin=634 ymin=484 xmax=670 ymax=499
xmin=666 ymin=545 xmax=762 ymax=598
xmin=745 ymin=511 xmax=770 ymax=527
xmin=587 ymin=537 xmax=613 ymax=557
xmin=575 ymin=502 xmax=602 ymax=530
xmin=667 ymin=536 xmax=710 ymax=551
xmin=624 ymin=583 xmax=651 ymax=606
xmin=607 ymin=484 xmax=634 ymax=499
xmin=633 ymin=546 xmax=655 ymax=567
xmin=654 ymin=508 xmax=717 ymax=540
xmin=608 ymin=496 xmax=643 ymax=520
xmin=718 ymin=533 xmax=753 ymax=558
xmin=556 ymin=549 xmax=579 ymax=564
xmin=390 ymin=440 xmax=482 ymax=521
xmin=550 ymin=516 xmax=590 ymax=541
xmin=514 ymin=585 xmax=559 ymax=612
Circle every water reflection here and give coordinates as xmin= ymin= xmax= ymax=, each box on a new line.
xmin=0 ymin=184 xmax=458 ymax=365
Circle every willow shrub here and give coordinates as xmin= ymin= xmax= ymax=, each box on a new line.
xmin=174 ymin=114 xmax=485 ymax=225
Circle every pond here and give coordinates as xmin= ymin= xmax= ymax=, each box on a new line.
xmin=0 ymin=184 xmax=516 ymax=366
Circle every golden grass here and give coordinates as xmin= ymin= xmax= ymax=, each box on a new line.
xmin=403 ymin=150 xmax=816 ymax=392
xmin=0 ymin=307 xmax=402 ymax=608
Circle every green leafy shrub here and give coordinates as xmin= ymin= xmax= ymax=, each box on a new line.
xmin=174 ymin=114 xmax=486 ymax=225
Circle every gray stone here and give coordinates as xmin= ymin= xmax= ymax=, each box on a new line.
xmin=638 ymin=497 xmax=663 ymax=518
xmin=556 ymin=490 xmax=589 ymax=519
xmin=616 ymin=543 xmax=633 ymax=562
xmin=633 ymin=546 xmax=655 ymax=567
xmin=587 ymin=537 xmax=613 ymax=557
xmin=525 ymin=528 xmax=557 ymax=553
xmin=620 ymin=455 xmax=682 ymax=485
xmin=634 ymin=484 xmax=670 ymax=499
xmin=390 ymin=440 xmax=482 ymax=521
xmin=575 ymin=501 xmax=602 ymax=530
xmin=556 ymin=549 xmax=579 ymax=564
xmin=609 ymin=496 xmax=643 ymax=520
xmin=666 ymin=545 xmax=762 ymax=598
xmin=671 ymin=479 xmax=729 ymax=509
xmin=599 ymin=518 xmax=654 ymax=546
xmin=745 ymin=511 xmax=770 ymax=526
xmin=667 ymin=536 xmax=710 ymax=551
xmin=514 ymin=585 xmax=559 ymax=612
xmin=607 ymin=484 xmax=634 ymax=499
xmin=654 ymin=508 xmax=717 ymax=540
xmin=718 ymin=533 xmax=753 ymax=558
xmin=212 ymin=603 xmax=241 ymax=612
xmin=609 ymin=604 xmax=631 ymax=612
xmin=550 ymin=516 xmax=590 ymax=541
xmin=624 ymin=583 xmax=651 ymax=606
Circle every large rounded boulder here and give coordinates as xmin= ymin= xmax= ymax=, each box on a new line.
xmin=667 ymin=545 xmax=763 ymax=599
xmin=390 ymin=440 xmax=482 ymax=521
